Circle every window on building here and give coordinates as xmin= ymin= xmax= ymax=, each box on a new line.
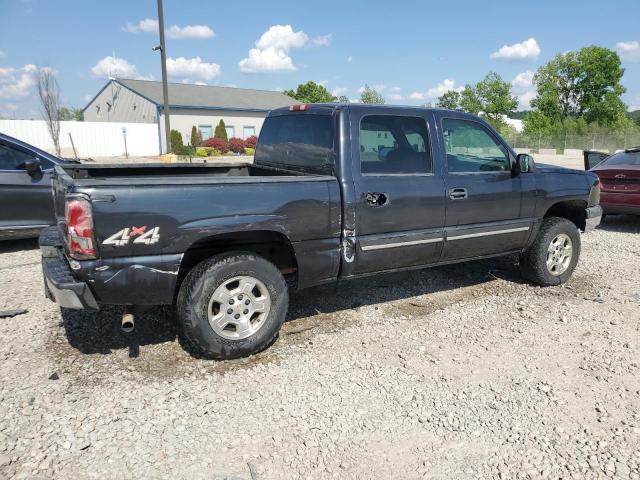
xmin=199 ymin=125 xmax=213 ymax=140
xmin=225 ymin=126 xmax=235 ymax=138
xmin=359 ymin=115 xmax=432 ymax=175
xmin=243 ymin=126 xmax=255 ymax=139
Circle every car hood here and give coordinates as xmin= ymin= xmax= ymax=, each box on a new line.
xmin=535 ymin=163 xmax=583 ymax=174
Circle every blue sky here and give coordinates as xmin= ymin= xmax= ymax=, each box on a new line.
xmin=1 ymin=0 xmax=639 ymax=118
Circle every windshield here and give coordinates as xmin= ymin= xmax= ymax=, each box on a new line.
xmin=602 ymin=150 xmax=640 ymax=167
xmin=255 ymin=114 xmax=335 ymax=175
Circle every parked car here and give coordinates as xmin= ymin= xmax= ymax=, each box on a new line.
xmin=584 ymin=147 xmax=640 ymax=216
xmin=0 ymin=132 xmax=77 ymax=240
xmin=40 ymin=104 xmax=602 ymax=359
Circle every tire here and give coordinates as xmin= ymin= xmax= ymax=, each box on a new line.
xmin=519 ymin=217 xmax=581 ymax=286
xmin=177 ymin=252 xmax=288 ymax=359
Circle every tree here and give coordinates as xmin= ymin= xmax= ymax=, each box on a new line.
xmin=190 ymin=126 xmax=202 ymax=147
xmin=458 ymin=85 xmax=482 ymax=115
xmin=531 ymin=46 xmax=626 ymax=128
xmin=436 ymin=90 xmax=461 ymax=110
xmin=37 ymin=68 xmax=61 ymax=156
xmin=214 ymin=119 xmax=228 ymax=142
xmin=522 ymin=110 xmax=554 ymax=137
xmin=360 ymin=85 xmax=385 ymax=104
xmin=283 ymin=81 xmax=336 ymax=103
xmin=474 ymin=72 xmax=518 ymax=124
xmin=170 ymin=130 xmax=184 ymax=154
xmin=338 ymin=95 xmax=350 ymax=103
xmin=59 ymin=107 xmax=83 ymax=121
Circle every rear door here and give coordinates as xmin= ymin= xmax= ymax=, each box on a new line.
xmin=0 ymin=139 xmax=56 ymax=231
xmin=350 ymin=109 xmax=446 ymax=274
xmin=437 ymin=114 xmax=530 ymax=260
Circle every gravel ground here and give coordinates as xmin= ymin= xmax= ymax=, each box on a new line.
xmin=1 ymin=217 xmax=639 ymax=479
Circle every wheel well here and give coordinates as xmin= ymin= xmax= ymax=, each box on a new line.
xmin=544 ymin=200 xmax=587 ymax=230
xmin=176 ymin=230 xmax=298 ymax=296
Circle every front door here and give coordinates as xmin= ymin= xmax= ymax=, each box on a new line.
xmin=351 ymin=110 xmax=446 ymax=274
xmin=438 ymin=116 xmax=530 ymax=260
xmin=0 ymin=140 xmax=55 ymax=232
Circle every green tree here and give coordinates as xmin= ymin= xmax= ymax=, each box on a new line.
xmin=338 ymin=95 xmax=350 ymax=103
xmin=214 ymin=119 xmax=228 ymax=142
xmin=458 ymin=85 xmax=483 ymax=116
xmin=190 ymin=125 xmax=202 ymax=147
xmin=474 ymin=72 xmax=518 ymax=124
xmin=436 ymin=90 xmax=461 ymax=110
xmin=360 ymin=84 xmax=385 ymax=104
xmin=59 ymin=107 xmax=83 ymax=121
xmin=522 ymin=110 xmax=554 ymax=137
xmin=170 ymin=129 xmax=184 ymax=154
xmin=283 ymin=81 xmax=336 ymax=103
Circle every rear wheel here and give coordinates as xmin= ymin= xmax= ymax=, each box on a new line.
xmin=519 ymin=217 xmax=581 ymax=286
xmin=177 ymin=252 xmax=288 ymax=359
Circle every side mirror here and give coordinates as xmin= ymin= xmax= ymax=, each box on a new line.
xmin=514 ymin=153 xmax=532 ymax=174
xmin=22 ymin=158 xmax=43 ymax=178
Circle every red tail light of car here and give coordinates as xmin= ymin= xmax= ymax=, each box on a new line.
xmin=65 ymin=197 xmax=97 ymax=260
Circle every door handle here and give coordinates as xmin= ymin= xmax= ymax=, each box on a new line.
xmin=449 ymin=188 xmax=468 ymax=200
xmin=365 ymin=192 xmax=389 ymax=207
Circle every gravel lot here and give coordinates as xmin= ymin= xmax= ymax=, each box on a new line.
xmin=1 ymin=217 xmax=639 ymax=479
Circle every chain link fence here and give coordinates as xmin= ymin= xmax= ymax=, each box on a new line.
xmin=502 ymin=132 xmax=640 ymax=154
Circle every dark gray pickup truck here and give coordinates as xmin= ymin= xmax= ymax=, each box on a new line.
xmin=40 ymin=104 xmax=602 ymax=359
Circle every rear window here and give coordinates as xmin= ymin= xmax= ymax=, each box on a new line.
xmin=255 ymin=114 xmax=334 ymax=174
xmin=602 ymin=151 xmax=640 ymax=166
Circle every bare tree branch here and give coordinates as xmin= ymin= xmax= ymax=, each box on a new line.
xmin=37 ymin=68 xmax=61 ymax=156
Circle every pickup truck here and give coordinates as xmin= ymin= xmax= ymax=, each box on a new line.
xmin=40 ymin=104 xmax=602 ymax=359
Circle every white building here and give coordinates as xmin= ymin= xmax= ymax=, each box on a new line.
xmin=83 ymin=79 xmax=296 ymax=153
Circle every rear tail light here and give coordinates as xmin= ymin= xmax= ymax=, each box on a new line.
xmin=289 ymin=104 xmax=308 ymax=111
xmin=65 ymin=197 xmax=97 ymax=260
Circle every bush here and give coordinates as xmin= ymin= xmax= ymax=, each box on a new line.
xmin=214 ymin=119 xmax=228 ymax=142
xmin=202 ymin=137 xmax=227 ymax=152
xmin=205 ymin=147 xmax=222 ymax=156
xmin=170 ymin=129 xmax=184 ymax=154
xmin=244 ymin=147 xmax=255 ymax=156
xmin=191 ymin=126 xmax=202 ymax=148
xmin=228 ymin=137 xmax=246 ymax=153
xmin=196 ymin=147 xmax=208 ymax=157
xmin=244 ymin=135 xmax=257 ymax=149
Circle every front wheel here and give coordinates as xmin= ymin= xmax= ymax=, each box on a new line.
xmin=519 ymin=217 xmax=581 ymax=286
xmin=177 ymin=252 xmax=288 ymax=359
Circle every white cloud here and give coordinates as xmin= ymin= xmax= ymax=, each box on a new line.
xmin=347 ymin=56 xmax=353 ymax=63
xmin=511 ymin=70 xmax=536 ymax=109
xmin=332 ymin=87 xmax=347 ymax=97
xmin=409 ymin=91 xmax=426 ymax=101
xmin=317 ymin=79 xmax=328 ymax=87
xmin=490 ymin=37 xmax=540 ymax=61
xmin=409 ymin=79 xmax=462 ymax=102
xmin=0 ymin=64 xmax=38 ymax=99
xmin=166 ymin=56 xmax=221 ymax=81
xmin=123 ymin=18 xmax=214 ymax=39
xmin=91 ymin=55 xmax=151 ymax=79
xmin=239 ymin=25 xmax=329 ymax=73
xmin=616 ymin=40 xmax=640 ymax=62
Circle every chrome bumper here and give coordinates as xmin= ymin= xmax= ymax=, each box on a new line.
xmin=584 ymin=205 xmax=603 ymax=233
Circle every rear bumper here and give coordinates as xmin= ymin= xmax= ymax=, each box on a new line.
xmin=584 ymin=205 xmax=603 ymax=233
xmin=600 ymin=192 xmax=640 ymax=215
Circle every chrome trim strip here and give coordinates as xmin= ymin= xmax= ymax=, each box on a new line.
xmin=447 ymin=226 xmax=529 ymax=240
xmin=0 ymin=224 xmax=50 ymax=231
xmin=361 ymin=237 xmax=443 ymax=251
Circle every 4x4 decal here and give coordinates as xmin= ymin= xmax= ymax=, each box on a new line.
xmin=103 ymin=226 xmax=160 ymax=246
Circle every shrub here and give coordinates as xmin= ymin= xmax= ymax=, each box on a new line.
xmin=202 ymin=137 xmax=227 ymax=152
xmin=169 ymin=129 xmax=184 ymax=154
xmin=204 ymin=147 xmax=222 ymax=156
xmin=244 ymin=147 xmax=255 ymax=156
xmin=244 ymin=135 xmax=258 ymax=149
xmin=228 ymin=137 xmax=246 ymax=153
xmin=214 ymin=119 xmax=228 ymax=142
xmin=196 ymin=147 xmax=208 ymax=157
xmin=191 ymin=126 xmax=202 ymax=148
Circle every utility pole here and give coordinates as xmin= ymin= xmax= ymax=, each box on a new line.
xmin=155 ymin=0 xmax=171 ymax=153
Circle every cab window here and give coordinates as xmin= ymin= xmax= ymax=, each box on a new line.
xmin=442 ymin=118 xmax=509 ymax=173
xmin=359 ymin=115 xmax=431 ymax=174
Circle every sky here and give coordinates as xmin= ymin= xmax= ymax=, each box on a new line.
xmin=1 ymin=0 xmax=639 ymax=119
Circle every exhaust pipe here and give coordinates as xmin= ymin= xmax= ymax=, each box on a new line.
xmin=122 ymin=307 xmax=135 ymax=333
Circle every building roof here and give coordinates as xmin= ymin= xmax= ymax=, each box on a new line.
xmin=114 ymin=79 xmax=296 ymax=112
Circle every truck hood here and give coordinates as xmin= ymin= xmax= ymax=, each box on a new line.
xmin=535 ymin=163 xmax=583 ymax=174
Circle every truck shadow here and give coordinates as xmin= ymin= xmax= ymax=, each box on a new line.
xmin=0 ymin=238 xmax=39 ymax=253
xmin=58 ymin=255 xmax=522 ymax=359
xmin=598 ymin=215 xmax=640 ymax=233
